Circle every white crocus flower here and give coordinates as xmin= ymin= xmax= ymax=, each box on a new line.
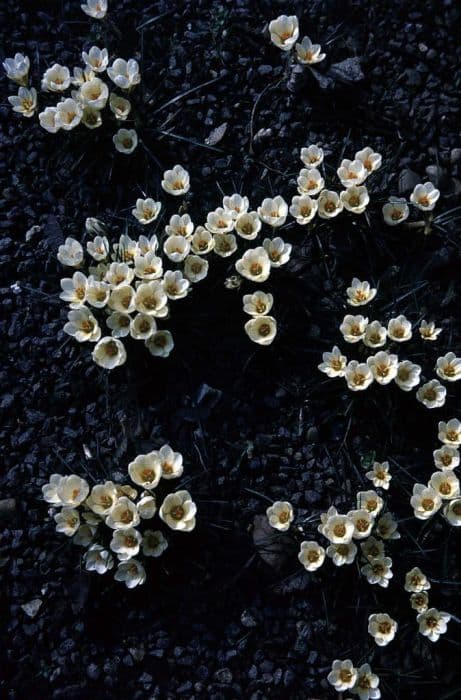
xmin=363 ymin=320 xmax=387 ymax=348
xmin=337 ymin=159 xmax=367 ymax=187
xmin=429 ymin=470 xmax=460 ymax=500
xmin=105 ymin=496 xmax=140 ymax=530
xmin=82 ymin=106 xmax=102 ymax=129
xmin=366 ymin=461 xmax=391 ymax=490
xmin=87 ymin=481 xmax=118 ymax=515
xmin=39 ymin=107 xmax=60 ymax=133
xmin=243 ymin=291 xmax=274 ymax=317
xmin=55 ymin=507 xmax=80 ymax=536
xmin=162 ymin=270 xmax=189 ymax=300
xmin=327 ymin=659 xmax=358 ymax=693
xmin=3 ymin=53 xmax=30 ymax=85
xmin=263 ymin=237 xmax=292 ymax=267
xmin=326 ymin=541 xmax=357 ymax=566
xmin=151 ymin=444 xmax=183 ymax=480
xmin=340 ymin=314 xmax=369 ymax=343
xmin=109 ymin=93 xmax=131 ymax=120
xmin=60 ymin=271 xmax=88 ymax=308
xmin=184 ymin=255 xmax=209 ymax=283
xmin=433 ymin=445 xmax=460 ymax=471
xmin=113 ymin=233 xmax=139 ymax=263
xmin=138 ymin=233 xmax=159 ymax=255
xmin=108 ymin=284 xmax=136 ymax=314
xmin=352 ymin=663 xmax=381 ymax=700
xmin=318 ymin=346 xmax=347 ymax=378
xmin=82 ymin=46 xmax=109 ymax=73
xmin=106 ymin=312 xmax=131 ymax=338
xmin=132 ymin=199 xmax=162 ymax=225
xmin=268 ymin=15 xmax=299 ymax=51
xmin=85 ymin=217 xmax=106 ymax=235
xmin=318 ymin=190 xmax=343 ymax=218
xmin=419 ymin=319 xmax=442 ymax=341
xmin=114 ymin=559 xmax=146 ymax=588
xmin=382 ymin=197 xmax=409 ymax=225
xmin=298 ymin=541 xmax=326 ymax=572
xmin=295 ymin=36 xmax=326 ymax=64
xmin=361 ymin=556 xmax=393 ymax=588
xmin=145 ymin=330 xmax=174 ymax=357
xmin=113 ymin=128 xmax=138 ymax=154
xmin=405 ymin=567 xmax=430 ymax=593
xmin=223 ymin=194 xmax=249 ymax=219
xmin=266 ymin=501 xmax=294 ymax=531
xmin=160 ymin=490 xmax=196 ymax=531
xmin=57 ymin=237 xmax=83 ymax=267
xmin=135 ymin=281 xmax=168 ymax=316
xmin=136 ymin=494 xmax=156 ymax=519
xmin=235 ymin=211 xmax=262 ymax=239
xmin=346 ymin=278 xmax=376 ymax=306
xmin=289 ymin=195 xmax=317 ymax=224
xmin=360 ymin=536 xmax=385 ymax=561
xmin=375 ymin=512 xmax=400 ymax=540
xmin=410 ymin=182 xmax=440 ymax=211
xmin=84 ymin=545 xmax=114 ymax=574
xmin=142 ymin=530 xmax=168 ymax=557
xmin=71 ymin=66 xmax=95 ymax=87
xmin=107 ymin=58 xmax=140 ymax=90
xmin=55 ymin=98 xmax=83 ymax=130
xmin=300 ymin=144 xmax=323 ymax=168
xmin=42 ymin=474 xmax=64 ymax=505
xmin=395 ymin=360 xmax=421 ymax=392
xmin=367 ymin=351 xmax=398 ymax=385
xmin=321 ymin=514 xmax=354 ymax=544
xmin=416 ymin=379 xmax=446 ymax=409
xmin=347 ymin=509 xmax=374 ymax=539
xmin=213 ymin=232 xmax=237 ymax=257
xmin=161 ymin=164 xmax=190 ymax=196
xmin=42 ymin=64 xmax=71 ymax=92
xmin=345 ymin=361 xmax=374 ymax=391
xmin=417 ymin=608 xmax=451 ymax=642
xmin=163 ymin=235 xmax=190 ymax=263
xmin=79 ymin=77 xmax=109 ymax=109
xmin=8 ymin=87 xmax=37 ymax=117
xmin=130 ymin=313 xmax=156 ymax=340
xmin=81 ymin=0 xmax=107 ymax=18
xmin=387 ymin=314 xmax=412 ymax=342
xmin=245 ymin=316 xmax=277 ymax=346
xmin=297 ymin=168 xmax=324 ymax=196
xmin=64 ymin=307 xmax=101 ymax=342
xmin=356 ymin=491 xmax=383 ymax=517
xmin=92 ymin=336 xmax=127 ymax=369
xmin=87 ymin=236 xmax=109 ymax=262
xmin=205 ymin=207 xmax=234 ymax=234
xmin=257 ymin=196 xmax=288 ymax=227
xmin=191 ymin=227 xmax=215 ymax=254
xmin=355 ymin=147 xmax=382 ymax=173
xmin=165 ymin=213 xmax=194 ymax=238
xmin=235 ymin=247 xmax=271 ymax=282
xmin=56 ymin=475 xmax=89 ymax=506
xmin=438 ymin=419 xmax=461 ymax=446
xmin=341 ymin=185 xmax=369 ymax=214
xmin=134 ymin=252 xmax=163 ymax=280
xmin=410 ymin=591 xmax=429 ymax=612
xmin=410 ymin=484 xmax=442 ymax=520
xmin=444 ymin=499 xmax=461 ymax=526
xmin=436 ymin=352 xmax=461 ymax=382
xmin=368 ymin=613 xmax=397 ymax=647
xmin=110 ymin=527 xmax=142 ymax=560
xmin=105 ymin=262 xmax=134 ymax=287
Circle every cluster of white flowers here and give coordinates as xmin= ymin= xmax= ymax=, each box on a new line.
xmin=404 ymin=567 xmax=451 ymax=642
xmin=268 ymin=15 xmax=325 ymax=66
xmin=382 ymin=182 xmax=440 ymax=226
xmin=410 ymin=419 xmax=461 ymax=526
xmin=42 ymin=445 xmax=196 ymax=588
xmin=327 ymin=659 xmax=381 ymax=699
xmin=4 ymin=46 xmax=140 ymax=153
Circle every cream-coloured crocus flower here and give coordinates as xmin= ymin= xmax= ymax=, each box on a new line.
xmin=145 ymin=330 xmax=174 ymax=357
xmin=105 ymin=496 xmax=140 ymax=530
xmin=235 ymin=247 xmax=271 ymax=282
xmin=318 ymin=346 xmax=347 ymax=378
xmin=345 ymin=361 xmax=374 ymax=391
xmin=79 ymin=77 xmax=109 ymax=109
xmin=438 ymin=419 xmax=461 ymax=446
xmin=205 ymin=207 xmax=235 ymax=234
xmin=297 ymin=167 xmax=324 ymax=196
xmin=317 ymin=506 xmax=338 ymax=533
xmin=161 ymin=164 xmax=190 ymax=196
xmin=113 ymin=128 xmax=138 ymax=154
xmin=107 ymin=58 xmax=140 ymax=90
xmin=327 ymin=659 xmax=358 ymax=693
xmin=419 ymin=319 xmax=442 ymax=341
xmin=382 ymin=197 xmax=409 ymax=225
xmin=410 ymin=591 xmax=429 ymax=613
xmin=81 ymin=0 xmax=107 ymax=18
xmin=352 ymin=663 xmax=381 ymax=700
xmin=138 ymin=233 xmax=159 ymax=255
xmin=92 ymin=336 xmax=127 ymax=369
xmin=360 ymin=536 xmax=385 ymax=561
xmin=39 ymin=107 xmax=60 ymax=133
xmin=109 ymin=93 xmax=131 ymax=120
xmin=136 ymin=493 xmax=156 ymax=519
xmin=184 ymin=255 xmax=209 ymax=283
xmin=151 ymin=444 xmax=183 ymax=480
xmin=114 ymin=559 xmax=146 ymax=588
xmin=322 ymin=514 xmax=355 ymax=544
xmin=367 ymin=351 xmax=398 ymax=385
xmin=417 ymin=608 xmax=451 ymax=642
xmin=160 ymin=490 xmax=196 ymax=531
xmin=245 ymin=316 xmax=277 ymax=346
xmin=363 ymin=320 xmax=387 ymax=348
xmin=115 ymin=230 xmax=139 ymax=263
xmin=110 ymin=527 xmax=142 ymax=560
xmin=326 ymin=541 xmax=357 ymax=566
xmin=42 ymin=474 xmax=64 ymax=505
xmin=404 ymin=567 xmax=430 ymax=593
xmin=162 ymin=270 xmax=189 ymax=300
xmin=347 ymin=509 xmax=374 ymax=539
xmin=361 ymin=556 xmax=393 ymax=588
xmin=163 ymin=235 xmax=191 ymax=263
xmin=105 ymin=262 xmax=134 ymax=287
xmin=444 ymin=499 xmax=461 ymax=526
xmin=142 ymin=530 xmax=168 ymax=557
xmin=433 ymin=445 xmax=460 ymax=471
xmin=410 ymin=182 xmax=440 ymax=211
xmin=375 ymin=512 xmax=400 ymax=540
xmin=57 ymin=237 xmax=83 ymax=267
xmin=340 ymin=314 xmax=369 ymax=343
xmin=300 ymin=144 xmax=324 ymax=168
xmin=106 ymin=312 xmax=131 ymax=338
xmin=395 ymin=360 xmax=421 ymax=392
xmin=191 ymin=227 xmax=215 ymax=254
xmin=213 ymin=232 xmax=237 ymax=257
xmin=55 ymin=507 xmax=80 ymax=536
xmin=257 ymin=196 xmax=288 ymax=227
xmin=55 ymin=98 xmax=83 ymax=130
xmin=263 ymin=237 xmax=292 ymax=267
xmin=368 ymin=613 xmax=397 ymax=647
xmin=130 ymin=313 xmax=156 ymax=340
xmin=266 ymin=501 xmax=294 ymax=531
xmin=429 ymin=470 xmax=460 ymax=500
xmin=223 ymin=194 xmax=249 ymax=219
xmin=366 ymin=461 xmax=391 ymax=490
xmin=318 ymin=189 xmax=344 ymax=219
xmin=8 ymin=87 xmax=37 ymax=117
xmin=295 ymin=36 xmax=326 ymax=64
xmin=71 ymin=66 xmax=95 ymax=87
xmin=87 ymin=481 xmax=118 ymax=515
xmin=410 ymin=484 xmax=442 ymax=520
xmin=41 ymin=64 xmax=71 ymax=92
xmin=268 ymin=15 xmax=299 ymax=51
xmin=108 ymin=284 xmax=136 ymax=314
xmin=64 ymin=307 xmax=101 ymax=342
xmin=436 ymin=352 xmax=461 ymax=382
xmin=87 ymin=236 xmax=109 ymax=262
xmin=164 ymin=215 xmax=193 ymax=240
xmin=84 ymin=545 xmax=114 ymax=574
xmin=235 ymin=211 xmax=262 ymax=240
xmin=357 ymin=491 xmax=383 ymax=517
xmin=135 ymin=281 xmax=168 ymax=315
xmin=82 ymin=46 xmax=109 ymax=73
xmin=56 ymin=474 xmax=90 ymax=506
xmin=416 ymin=379 xmax=446 ymax=409
xmin=387 ymin=314 xmax=412 ymax=342
xmin=243 ymin=291 xmax=274 ymax=317
xmin=81 ymin=106 xmax=102 ymax=129
xmin=289 ymin=195 xmax=317 ymax=224
xmin=346 ymin=278 xmax=376 ymax=306
xmin=60 ymin=271 xmax=88 ymax=308
xmin=355 ymin=147 xmax=382 ymax=173
xmin=298 ymin=540 xmax=325 ymax=571
xmin=3 ymin=53 xmax=30 ymax=85
xmin=134 ymin=252 xmax=163 ymax=280
xmin=337 ymin=159 xmax=367 ymax=187
xmin=341 ymin=185 xmax=369 ymax=214
xmin=85 ymin=217 xmax=106 ymax=235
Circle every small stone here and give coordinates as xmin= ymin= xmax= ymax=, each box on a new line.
xmin=21 ymin=598 xmax=42 ymax=618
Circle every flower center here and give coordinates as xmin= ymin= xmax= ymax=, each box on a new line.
xmin=171 ymin=505 xmax=184 ymax=520
xmin=446 ymin=430 xmax=459 ymax=442
xmin=391 ymin=209 xmax=403 ymax=220
xmin=333 ymin=523 xmax=346 ymax=538
xmin=259 ymin=323 xmax=271 ymax=337
xmin=105 ymin=341 xmax=119 ymax=357
xmin=120 ymin=509 xmax=133 ymax=524
xmin=279 ymin=511 xmax=289 ymax=524
xmin=250 ymin=263 xmax=263 ymax=276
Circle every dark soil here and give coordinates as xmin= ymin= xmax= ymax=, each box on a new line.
xmin=1 ymin=1 xmax=460 ymax=698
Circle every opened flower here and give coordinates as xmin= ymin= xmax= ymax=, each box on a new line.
xmin=340 ymin=314 xmax=369 ymax=343
xmin=295 ymin=36 xmax=326 ymax=64
xmin=163 ymin=235 xmax=190 ymax=263
xmin=109 ymin=93 xmax=131 ymax=120
xmin=355 ymin=147 xmax=382 ymax=173
xmin=235 ymin=211 xmax=262 ymax=239
xmin=130 ymin=313 xmax=156 ymax=340
xmin=417 ymin=608 xmax=450 ymax=642
xmin=337 ymin=159 xmax=367 ymax=187
xmin=84 ymin=545 xmax=114 ymax=574
xmin=318 ymin=190 xmax=343 ymax=218
xmin=352 ymin=663 xmax=381 ymax=700
xmin=108 ymin=284 xmax=136 ymax=313
xmin=58 ymin=237 xmax=84 ymax=267
xmin=223 ymin=194 xmax=249 ymax=219
xmin=191 ymin=227 xmax=215 ymax=254
xmin=60 ymin=271 xmax=88 ymax=307
xmin=145 ymin=330 xmax=174 ymax=358
xmin=410 ymin=484 xmax=442 ymax=520
xmin=160 ymin=490 xmax=196 ymax=532
xmin=361 ymin=556 xmax=393 ymax=588
xmin=436 ymin=352 xmax=461 ymax=382
xmin=161 ymin=165 xmax=190 ymax=196
xmin=404 ymin=566 xmax=430 ymax=593
xmin=56 ymin=474 xmax=90 ymax=506
xmin=444 ymin=499 xmax=461 ymax=526
xmin=205 ymin=207 xmax=234 ymax=234
xmin=236 ymin=247 xmax=271 ymax=283
xmin=363 ymin=321 xmax=387 ymax=348
xmin=387 ymin=314 xmax=412 ymax=342
xmin=110 ymin=527 xmax=142 ymax=561
xmin=41 ymin=64 xmax=71 ymax=92
xmin=410 ymin=591 xmax=429 ymax=613
xmin=419 ymin=319 xmax=442 ymax=341
xmin=395 ymin=360 xmax=421 ymax=392
xmin=266 ymin=501 xmax=294 ymax=531
xmin=162 ymin=270 xmax=189 ymax=300
xmin=114 ymin=559 xmax=146 ymax=588
xmin=64 ymin=307 xmax=101 ymax=342
xmin=113 ymin=128 xmax=138 ymax=154
xmin=289 ymin=194 xmax=317 ymax=224
xmin=356 ymin=491 xmax=383 ymax=517
xmin=375 ymin=512 xmax=400 ymax=540
xmin=300 ymin=144 xmax=324 ymax=168
xmin=82 ymin=46 xmax=109 ymax=73
xmin=433 ymin=445 xmax=460 ymax=471
xmin=165 ymin=213 xmax=194 ymax=238
xmin=3 ymin=53 xmax=30 ymax=85
xmin=54 ymin=507 xmax=80 ymax=536
xmin=107 ymin=58 xmax=140 ymax=90
xmin=257 ymin=196 xmax=288 ymax=227
xmin=8 ymin=87 xmax=37 ymax=117
xmin=410 ymin=182 xmax=440 ymax=211
xmin=382 ymin=197 xmax=409 ymax=226
xmin=347 ymin=509 xmax=374 ymax=539
xmin=56 ymin=98 xmax=83 ymax=130
xmin=368 ymin=613 xmax=397 ymax=647
xmin=79 ymin=77 xmax=109 ymax=109
xmin=39 ymin=107 xmax=60 ymax=133
xmin=268 ymin=15 xmax=299 ymax=51
xmin=341 ymin=185 xmax=370 ymax=214
xmin=360 ymin=536 xmax=385 ymax=561
xmin=213 ymin=232 xmax=237 ymax=257
xmin=367 ymin=351 xmax=398 ymax=385
xmin=81 ymin=0 xmax=107 ymax=19
xmin=297 ymin=167 xmax=324 ymax=196
xmin=438 ymin=419 xmax=461 ymax=446
xmin=366 ymin=461 xmax=391 ymax=490
xmin=135 ymin=281 xmax=168 ymax=315
xmin=326 ymin=541 xmax=357 ymax=566
xmin=142 ymin=530 xmax=168 ymax=557
xmin=298 ymin=540 xmax=325 ymax=571
xmin=243 ymin=291 xmax=274 ymax=317
xmin=244 ymin=316 xmax=277 ymax=346
xmin=327 ymin=659 xmax=358 ymax=692
xmin=416 ymin=379 xmax=446 ymax=409
xmin=346 ymin=278 xmax=376 ymax=306
xmin=429 ymin=470 xmax=460 ymax=500
xmin=318 ymin=346 xmax=347 ymax=378
xmin=86 ymin=278 xmax=111 ymax=310
xmin=345 ymin=361 xmax=374 ymax=391
xmin=263 ymin=237 xmax=292 ymax=267
xmin=320 ymin=513 xmax=354 ymax=544
xmin=92 ymin=336 xmax=127 ymax=369
xmin=184 ymin=255 xmax=209 ymax=283
xmin=87 ymin=481 xmax=118 ymax=515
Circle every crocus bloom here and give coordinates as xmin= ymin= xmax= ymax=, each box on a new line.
xmin=360 ymin=536 xmax=385 ymax=561
xmin=60 ymin=271 xmax=88 ymax=308
xmin=161 ymin=164 xmax=190 ymax=196
xmin=365 ymin=461 xmax=391 ymax=490
xmin=298 ymin=540 xmax=325 ymax=571
xmin=395 ymin=360 xmax=421 ymax=392
xmin=64 ymin=307 xmax=101 ymax=342
xmin=84 ymin=545 xmax=114 ymax=574
xmin=266 ymin=501 xmax=294 ymax=531
xmin=387 ymin=314 xmax=412 ymax=342
xmin=39 ymin=107 xmax=60 ymax=133
xmin=289 ymin=195 xmax=317 ymax=224
xmin=92 ymin=336 xmax=127 ymax=369
xmin=82 ymin=46 xmax=109 ymax=73
xmin=417 ymin=608 xmax=450 ymax=642
xmin=444 ymin=499 xmax=461 ymax=526
xmin=113 ymin=128 xmax=138 ymax=154
xmin=105 ymin=496 xmax=140 ymax=530
xmin=235 ymin=211 xmax=262 ymax=239
xmin=433 ymin=445 xmax=460 ymax=471
xmin=79 ymin=77 xmax=109 ymax=109
xmin=56 ymin=474 xmax=90 ymax=506
xmin=410 ymin=182 xmax=440 ymax=211
xmin=82 ymin=107 xmax=102 ymax=129
xmin=337 ymin=159 xmax=367 ymax=187
xmin=367 ymin=351 xmax=398 ymax=385
xmin=410 ymin=591 xmax=429 ymax=613
xmin=130 ymin=313 xmax=156 ymax=340
xmin=295 ymin=36 xmax=326 ymax=64
xmin=318 ymin=346 xmax=347 ymax=378
xmin=352 ymin=663 xmax=381 ymax=700
xmin=356 ymin=491 xmax=383 ymax=517
xmin=3 ymin=53 xmax=30 ymax=85
xmin=268 ymin=15 xmax=299 ymax=51
xmin=184 ymin=255 xmax=209 ymax=283
xmin=110 ymin=527 xmax=142 ymax=560
xmin=363 ymin=320 xmax=387 ymax=348
xmin=375 ymin=512 xmax=400 ymax=540
xmin=87 ymin=481 xmax=118 ymax=515
xmin=438 ymin=419 xmax=461 ymax=446
xmin=361 ymin=556 xmax=393 ymax=588
xmin=41 ymin=64 xmax=71 ymax=92
xmin=8 ymin=87 xmax=37 ymax=117
xmin=55 ymin=98 xmax=83 ymax=130
xmin=213 ymin=232 xmax=237 ymax=257
xmin=257 ymin=196 xmax=288 ymax=227
xmin=191 ymin=227 xmax=215 ymax=254
xmin=114 ymin=559 xmax=146 ymax=589
xmin=327 ymin=659 xmax=357 ymax=692
xmin=135 ymin=281 xmax=168 ymax=316
xmin=318 ymin=190 xmax=343 ymax=218
xmin=300 ymin=144 xmax=324 ymax=168
xmin=235 ymin=247 xmax=271 ymax=282
xmin=162 ymin=270 xmax=189 ymax=300
xmin=223 ymin=194 xmax=249 ymax=219
xmin=345 ymin=361 xmax=374 ymax=391
xmin=326 ymin=541 xmax=357 ymax=566
xmin=58 ymin=237 xmax=84 ymax=267
xmin=165 ymin=213 xmax=194 ymax=238
xmin=263 ymin=237 xmax=292 ymax=267
xmin=163 ymin=235 xmax=190 ymax=263
xmin=410 ymin=484 xmax=442 ymax=520
xmin=159 ymin=490 xmax=197 ymax=531
xmin=106 ymin=312 xmax=131 ymax=338
xmin=109 ymin=93 xmax=131 ymax=120
xmin=145 ymin=330 xmax=174 ymax=357
xmin=347 ymin=509 xmax=374 ymax=539
xmin=340 ymin=314 xmax=369 ymax=343
xmin=419 ymin=319 xmax=442 ymax=341
xmin=243 ymin=291 xmax=274 ymax=317
xmin=368 ymin=613 xmax=397 ymax=647
xmin=429 ymin=470 xmax=460 ymax=500
xmin=107 ymin=58 xmax=140 ymax=90
xmin=55 ymin=508 xmax=80 ymax=536
xmin=382 ymin=197 xmax=409 ymax=225
xmin=416 ymin=379 xmax=446 ymax=409
xmin=346 ymin=278 xmax=376 ymax=306
xmin=205 ymin=208 xmax=234 ymax=234
xmin=340 ymin=185 xmax=369 ymax=214
xmin=404 ymin=567 xmax=431 ymax=593
xmin=81 ymin=0 xmax=108 ymax=19
xmin=142 ymin=530 xmax=168 ymax=557
xmin=436 ymin=352 xmax=461 ymax=382
xmin=320 ymin=514 xmax=354 ymax=544
xmin=245 ymin=316 xmax=277 ymax=346
xmin=355 ymin=147 xmax=382 ymax=173
xmin=297 ymin=167 xmax=324 ymax=196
